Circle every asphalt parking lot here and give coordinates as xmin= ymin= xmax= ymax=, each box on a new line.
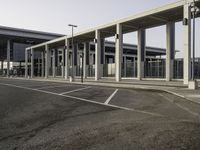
xmin=0 ymin=78 xmax=200 ymax=150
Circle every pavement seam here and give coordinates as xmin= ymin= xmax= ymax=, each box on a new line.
xmin=59 ymin=86 xmax=91 ymax=95
xmin=36 ymin=85 xmax=68 ymax=90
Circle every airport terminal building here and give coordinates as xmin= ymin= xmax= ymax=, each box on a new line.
xmin=1 ymin=0 xmax=200 ymax=87
xmin=0 ymin=27 xmax=169 ymax=79
xmin=0 ymin=26 xmax=63 ymax=76
xmin=24 ymin=0 xmax=200 ymax=86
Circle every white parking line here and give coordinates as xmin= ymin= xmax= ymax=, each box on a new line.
xmin=0 ymin=82 xmax=162 ymax=117
xmin=104 ymin=89 xmax=118 ymax=104
xmin=59 ymin=86 xmax=91 ymax=95
xmin=36 ymin=85 xmax=68 ymax=90
xmin=158 ymin=93 xmax=199 ymax=117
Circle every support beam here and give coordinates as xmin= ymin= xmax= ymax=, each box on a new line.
xmin=65 ymin=39 xmax=69 ymax=80
xmin=73 ymin=44 xmax=78 ymax=77
xmin=137 ymin=29 xmax=146 ymax=80
xmin=149 ymin=15 xmax=168 ymax=23
xmin=45 ymin=44 xmax=50 ymax=79
xmin=115 ymin=23 xmax=123 ymax=82
xmin=25 ymin=49 xmax=28 ymax=78
xmin=83 ymin=42 xmax=90 ymax=78
xmin=183 ymin=2 xmax=191 ymax=85
xmin=52 ymin=50 xmax=56 ymax=78
xmin=95 ymin=30 xmax=101 ymax=81
xmin=41 ymin=52 xmax=44 ymax=77
xmin=7 ymin=40 xmax=10 ymax=77
xmin=1 ymin=61 xmax=3 ymax=72
xmin=62 ymin=48 xmax=65 ymax=78
xmin=166 ymin=22 xmax=175 ymax=81
xmin=31 ymin=48 xmax=34 ymax=78
xmin=55 ymin=49 xmax=58 ymax=76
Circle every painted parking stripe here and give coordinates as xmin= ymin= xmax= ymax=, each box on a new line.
xmin=158 ymin=93 xmax=199 ymax=117
xmin=104 ymin=89 xmax=118 ymax=104
xmin=59 ymin=86 xmax=91 ymax=95
xmin=0 ymin=82 xmax=162 ymax=117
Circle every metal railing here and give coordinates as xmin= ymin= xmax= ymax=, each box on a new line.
xmin=121 ymin=62 xmax=137 ymax=78
xmin=173 ymin=59 xmax=183 ymax=79
xmin=2 ymin=58 xmax=200 ymax=80
xmin=88 ymin=65 xmax=95 ymax=77
xmin=145 ymin=59 xmax=166 ymax=78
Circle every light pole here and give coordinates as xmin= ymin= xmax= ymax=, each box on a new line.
xmin=68 ymin=24 xmax=77 ymax=81
xmin=191 ymin=1 xmax=199 ymax=81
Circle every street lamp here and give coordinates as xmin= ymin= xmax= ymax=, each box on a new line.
xmin=190 ymin=1 xmax=199 ymax=81
xmin=68 ymin=24 xmax=77 ymax=81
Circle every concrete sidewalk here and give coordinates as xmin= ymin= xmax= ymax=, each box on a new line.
xmin=5 ymin=76 xmax=200 ymax=105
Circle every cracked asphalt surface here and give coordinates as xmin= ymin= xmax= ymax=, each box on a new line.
xmin=0 ymin=78 xmax=200 ymax=150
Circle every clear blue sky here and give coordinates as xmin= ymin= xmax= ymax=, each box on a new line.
xmin=0 ymin=0 xmax=199 ymax=57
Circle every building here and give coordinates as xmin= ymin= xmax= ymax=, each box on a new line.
xmin=0 ymin=25 xmax=63 ymax=76
xmin=25 ymin=0 xmax=200 ymax=86
xmin=0 ymin=28 xmax=170 ymax=79
xmin=25 ymin=40 xmax=168 ymax=79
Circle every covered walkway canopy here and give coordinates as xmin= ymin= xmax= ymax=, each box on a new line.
xmin=26 ymin=0 xmax=200 ymax=85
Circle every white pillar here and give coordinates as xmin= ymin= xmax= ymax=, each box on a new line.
xmin=1 ymin=61 xmax=3 ymax=70
xmin=1 ymin=61 xmax=3 ymax=75
xmin=72 ymin=44 xmax=78 ymax=78
xmin=115 ymin=24 xmax=123 ymax=82
xmin=31 ymin=48 xmax=34 ymax=78
xmin=83 ymin=42 xmax=89 ymax=78
xmin=95 ymin=30 xmax=101 ymax=81
xmin=183 ymin=2 xmax=191 ymax=85
xmin=45 ymin=44 xmax=50 ymax=79
xmin=61 ymin=48 xmax=65 ymax=78
xmin=166 ymin=22 xmax=175 ymax=81
xmin=41 ymin=52 xmax=44 ymax=77
xmin=137 ymin=29 xmax=146 ymax=80
xmin=7 ymin=40 xmax=10 ymax=77
xmin=134 ymin=57 xmax=137 ymax=77
xmin=52 ymin=50 xmax=56 ymax=78
xmin=65 ymin=39 xmax=69 ymax=80
xmin=25 ymin=49 xmax=28 ymax=78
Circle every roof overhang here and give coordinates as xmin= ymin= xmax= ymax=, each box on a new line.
xmin=0 ymin=25 xmax=63 ymax=45
xmin=29 ymin=0 xmax=200 ymax=50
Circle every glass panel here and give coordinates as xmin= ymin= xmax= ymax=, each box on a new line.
xmin=88 ymin=65 xmax=95 ymax=77
xmin=103 ymin=63 xmax=115 ymax=77
xmin=194 ymin=58 xmax=200 ymax=79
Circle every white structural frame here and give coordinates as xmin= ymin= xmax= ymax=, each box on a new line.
xmin=25 ymin=0 xmax=200 ymax=86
